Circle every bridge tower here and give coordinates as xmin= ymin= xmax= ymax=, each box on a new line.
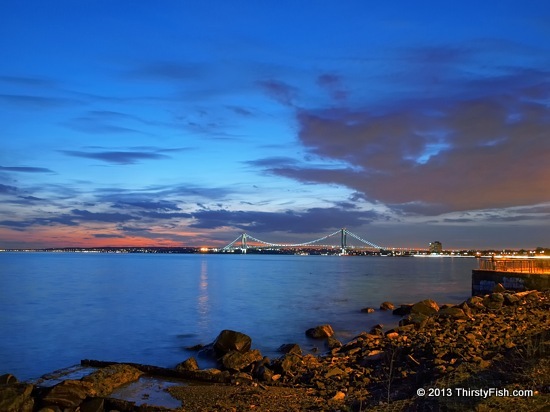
xmin=340 ymin=228 xmax=347 ymax=255
xmin=240 ymin=233 xmax=248 ymax=254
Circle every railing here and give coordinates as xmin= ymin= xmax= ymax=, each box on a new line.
xmin=478 ymin=258 xmax=550 ymax=274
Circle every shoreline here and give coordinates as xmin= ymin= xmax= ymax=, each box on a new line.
xmin=1 ymin=288 xmax=549 ymax=411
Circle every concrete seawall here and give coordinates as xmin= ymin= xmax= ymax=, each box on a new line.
xmin=472 ymin=269 xmax=550 ymax=295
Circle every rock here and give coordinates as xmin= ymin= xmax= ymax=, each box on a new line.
xmin=399 ymin=313 xmax=429 ymax=329
xmin=81 ymin=364 xmax=143 ymax=397
xmin=503 ymin=293 xmax=520 ymax=306
xmin=327 ymin=336 xmax=342 ymax=350
xmin=493 ymin=283 xmax=506 ymax=293
xmin=306 ymin=324 xmax=334 ymax=339
xmin=332 ymin=391 xmax=346 ymax=401
xmin=411 ymin=299 xmax=439 ymax=315
xmin=278 ymin=343 xmax=302 ymax=355
xmin=255 ymin=365 xmax=274 ymax=382
xmin=466 ymin=296 xmax=485 ymax=311
xmin=385 ymin=332 xmax=399 ymax=339
xmin=457 ymin=302 xmax=473 ymax=318
xmin=392 ymin=304 xmax=412 ymax=316
xmin=279 ymin=353 xmax=302 ymax=373
xmin=0 ymin=374 xmax=17 ymax=385
xmin=361 ymin=307 xmax=375 ymax=313
xmin=0 ymin=383 xmax=34 ymax=412
xmin=325 ymin=366 xmax=345 ymax=378
xmin=380 ymin=301 xmax=395 ymax=311
xmin=364 ymin=350 xmax=384 ymax=362
xmin=369 ymin=324 xmax=384 ymax=335
xmin=438 ymin=307 xmax=467 ymax=319
xmin=80 ymin=397 xmax=105 ymax=412
xmin=213 ymin=330 xmax=252 ymax=356
xmin=191 ymin=368 xmax=230 ymax=383
xmin=483 ymin=293 xmax=504 ymax=310
xmin=42 ymin=380 xmax=95 ymax=408
xmin=175 ymin=357 xmax=199 ymax=371
xmin=221 ymin=349 xmax=263 ymax=371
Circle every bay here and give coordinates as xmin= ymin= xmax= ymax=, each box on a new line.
xmin=0 ymin=252 xmax=477 ymax=381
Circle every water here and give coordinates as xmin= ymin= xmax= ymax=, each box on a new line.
xmin=0 ymin=252 xmax=477 ymax=381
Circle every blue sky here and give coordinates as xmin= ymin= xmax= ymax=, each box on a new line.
xmin=1 ymin=1 xmax=549 ymax=249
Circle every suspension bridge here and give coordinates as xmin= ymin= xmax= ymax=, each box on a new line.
xmin=221 ymin=228 xmax=386 ymax=254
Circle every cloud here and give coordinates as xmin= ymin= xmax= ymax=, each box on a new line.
xmin=0 ymin=184 xmax=18 ymax=195
xmin=317 ymin=73 xmax=348 ymax=101
xmin=61 ymin=150 xmax=170 ymax=164
xmin=190 ymin=206 xmax=381 ymax=233
xmin=268 ymin=69 xmax=550 ymax=216
xmin=257 ymin=79 xmax=298 ymax=106
xmin=110 ymin=199 xmax=182 ymax=212
xmin=70 ymin=209 xmax=137 ymax=223
xmin=0 ymin=94 xmax=80 ymax=108
xmin=0 ymin=166 xmax=55 ymax=173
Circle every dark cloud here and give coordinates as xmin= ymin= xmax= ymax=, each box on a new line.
xmin=0 ymin=220 xmax=29 ymax=230
xmin=270 ymin=70 xmax=550 ymax=216
xmin=317 ymin=73 xmax=348 ymax=101
xmin=0 ymin=184 xmax=18 ymax=195
xmin=138 ymin=211 xmax=192 ymax=220
xmin=0 ymin=166 xmax=55 ymax=173
xmin=71 ymin=209 xmax=136 ymax=223
xmin=61 ymin=150 xmax=170 ymax=164
xmin=257 ymin=79 xmax=298 ymax=106
xmin=227 ymin=106 xmax=254 ymax=116
xmin=246 ymin=156 xmax=299 ymax=168
xmin=190 ymin=207 xmax=380 ymax=233
xmin=111 ymin=199 xmax=182 ymax=212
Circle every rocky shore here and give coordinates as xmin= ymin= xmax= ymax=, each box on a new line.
xmin=1 ymin=287 xmax=549 ymax=411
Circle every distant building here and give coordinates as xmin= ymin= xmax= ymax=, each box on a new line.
xmin=429 ymin=241 xmax=442 ymax=253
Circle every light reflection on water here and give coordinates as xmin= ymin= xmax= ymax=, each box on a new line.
xmin=0 ymin=253 xmax=477 ymax=380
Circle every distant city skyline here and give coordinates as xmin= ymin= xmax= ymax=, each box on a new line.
xmin=1 ymin=1 xmax=549 ymax=250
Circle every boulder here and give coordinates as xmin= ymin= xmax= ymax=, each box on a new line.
xmin=0 ymin=383 xmax=34 ymax=412
xmin=503 ymin=293 xmax=520 ymax=306
xmin=483 ymin=293 xmax=504 ymax=310
xmin=392 ymin=304 xmax=413 ymax=316
xmin=213 ymin=330 xmax=252 ymax=356
xmin=411 ymin=299 xmax=439 ymax=315
xmin=361 ymin=307 xmax=375 ymax=313
xmin=279 ymin=343 xmax=302 ymax=355
xmin=399 ymin=313 xmax=429 ymax=329
xmin=306 ymin=324 xmax=334 ymax=339
xmin=438 ymin=307 xmax=467 ymax=319
xmin=327 ymin=336 xmax=342 ymax=350
xmin=175 ymin=357 xmax=199 ymax=372
xmin=0 ymin=374 xmax=17 ymax=385
xmin=380 ymin=301 xmax=395 ymax=311
xmin=221 ymin=349 xmax=263 ymax=371
xmin=493 ymin=283 xmax=506 ymax=293
xmin=466 ymin=296 xmax=486 ymax=312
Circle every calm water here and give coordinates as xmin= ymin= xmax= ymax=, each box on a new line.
xmin=0 ymin=252 xmax=477 ymax=380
